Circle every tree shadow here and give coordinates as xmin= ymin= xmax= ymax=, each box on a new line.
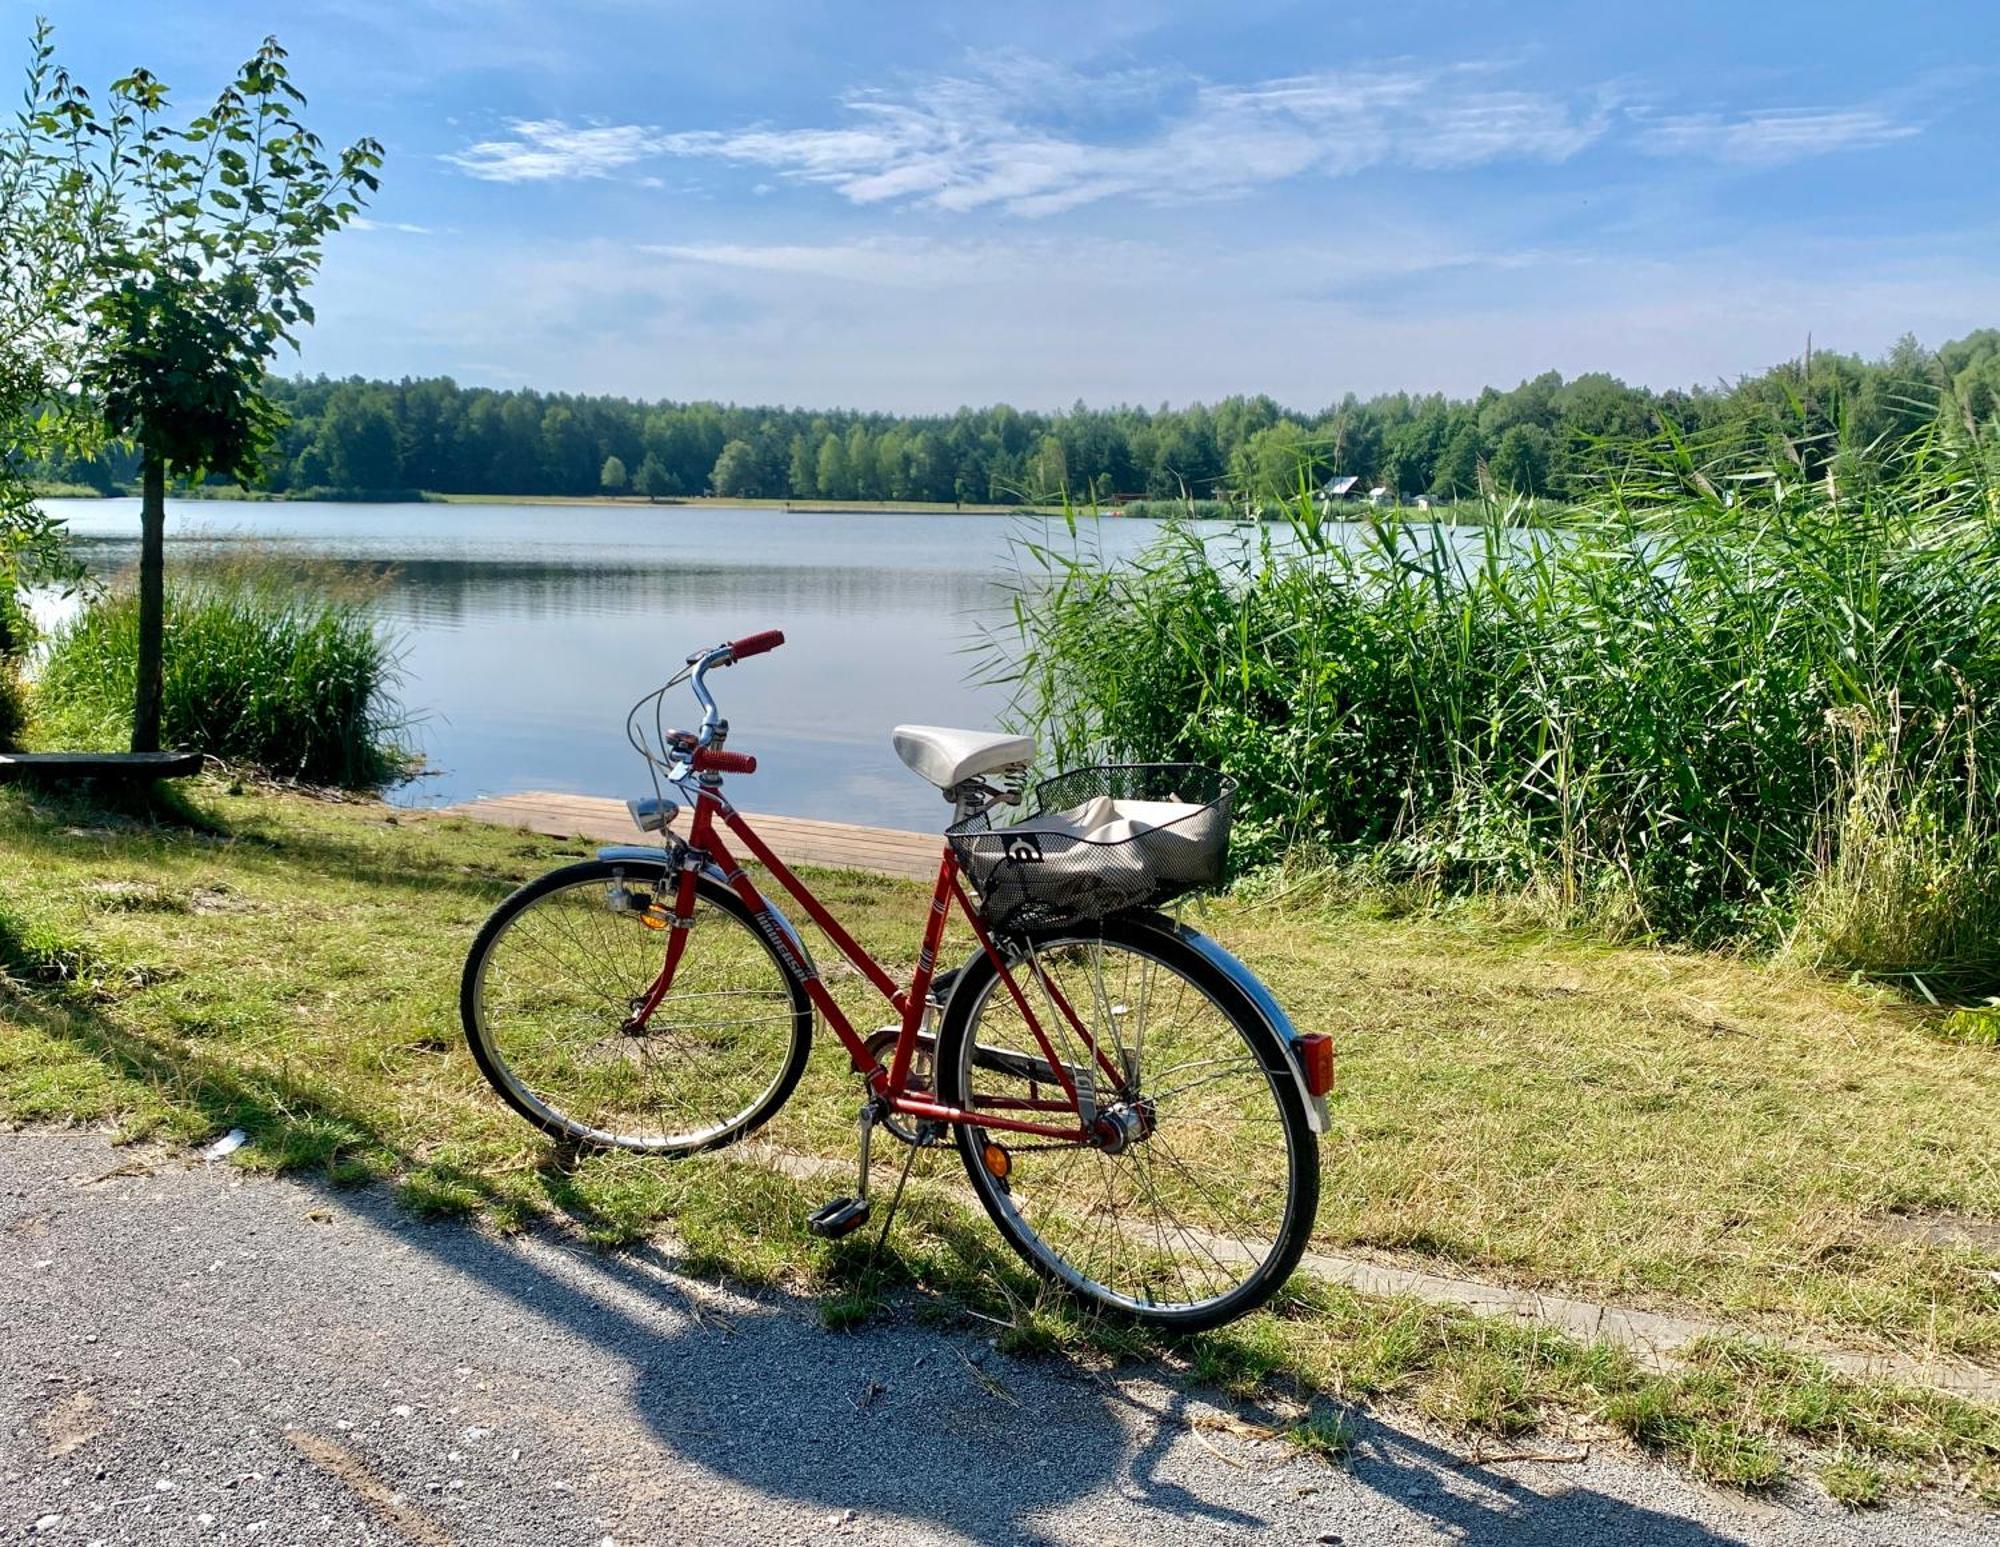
xmin=0 ymin=774 xmax=231 ymax=837
xmin=9 ymin=976 xmax=1749 ymax=1546
xmin=2 ymin=782 xmax=544 ymax=905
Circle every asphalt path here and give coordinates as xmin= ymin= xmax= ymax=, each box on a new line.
xmin=1 ymin=1129 xmax=1986 ymax=1546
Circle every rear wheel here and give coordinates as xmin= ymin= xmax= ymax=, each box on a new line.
xmin=462 ymin=858 xmax=811 ymax=1154
xmin=935 ymin=914 xmax=1318 ymax=1331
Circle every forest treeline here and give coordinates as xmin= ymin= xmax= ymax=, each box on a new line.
xmin=37 ymin=329 xmax=2000 ymax=505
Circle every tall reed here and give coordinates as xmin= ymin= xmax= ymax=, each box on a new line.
xmin=36 ymin=562 xmax=408 ymax=787
xmin=999 ymin=419 xmax=2000 ymax=989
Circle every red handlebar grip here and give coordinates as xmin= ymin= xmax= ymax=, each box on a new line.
xmin=728 ymin=629 xmax=785 ymax=660
xmin=693 ymin=748 xmax=757 ymax=775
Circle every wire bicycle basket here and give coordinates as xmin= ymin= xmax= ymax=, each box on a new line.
xmin=949 ymin=764 xmax=1235 ymax=932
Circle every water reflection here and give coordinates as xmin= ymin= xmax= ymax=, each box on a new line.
xmin=34 ymin=500 xmax=1164 ymax=828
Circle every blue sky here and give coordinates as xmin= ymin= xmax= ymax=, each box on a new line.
xmin=26 ymin=1 xmax=2000 ymax=411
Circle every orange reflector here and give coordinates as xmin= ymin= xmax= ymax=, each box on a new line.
xmin=638 ymin=902 xmax=670 ymax=932
xmin=982 ymin=1142 xmax=1011 ymax=1180
xmin=1296 ymin=1033 xmax=1336 ymax=1097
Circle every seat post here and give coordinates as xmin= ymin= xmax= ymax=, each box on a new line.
xmin=948 ymin=766 xmax=1027 ymax=827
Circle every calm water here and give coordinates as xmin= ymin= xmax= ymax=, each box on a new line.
xmin=32 ymin=500 xmax=1213 ymax=829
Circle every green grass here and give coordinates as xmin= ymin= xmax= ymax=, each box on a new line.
xmin=24 ymin=480 xmax=110 ymax=499
xmin=0 ymin=781 xmax=1995 ymax=1501
xmin=1285 ymin=1405 xmax=1360 ymax=1460
xmin=32 ymin=566 xmax=407 ymax=787
xmin=1820 ymin=1455 xmax=1889 ymax=1507
xmin=1000 ymin=419 xmax=2000 ymax=991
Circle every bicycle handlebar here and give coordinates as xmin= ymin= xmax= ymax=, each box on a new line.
xmin=682 ymin=629 xmax=783 ymax=752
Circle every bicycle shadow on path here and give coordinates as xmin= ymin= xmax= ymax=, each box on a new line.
xmin=3 ymin=985 xmax=1754 ymax=1546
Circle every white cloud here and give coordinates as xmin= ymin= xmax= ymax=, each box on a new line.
xmin=350 ymin=216 xmax=433 ymax=235
xmin=440 ymin=56 xmax=1615 ymax=211
xmin=440 ymin=52 xmax=1936 ymax=211
xmin=641 ymin=232 xmax=1545 ymax=294
xmin=444 ymin=118 xmax=670 ymax=181
xmin=639 ymin=240 xmax=994 ymax=287
xmin=647 ymin=61 xmax=1613 ymax=216
xmin=1638 ymin=107 xmax=1919 ymax=166
xmin=442 ymin=55 xmax=1935 ymax=210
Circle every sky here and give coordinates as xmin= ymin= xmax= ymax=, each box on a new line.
xmin=23 ymin=1 xmax=2000 ymax=412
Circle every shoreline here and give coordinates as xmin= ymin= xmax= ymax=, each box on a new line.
xmin=32 ymin=487 xmax=1075 ymax=517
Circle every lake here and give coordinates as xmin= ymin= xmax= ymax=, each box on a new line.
xmin=30 ymin=500 xmax=1218 ymax=830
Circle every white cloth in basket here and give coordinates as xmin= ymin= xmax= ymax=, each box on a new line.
xmin=1004 ymin=795 xmax=1223 ymax=886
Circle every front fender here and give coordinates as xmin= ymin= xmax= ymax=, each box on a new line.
xmin=596 ymin=844 xmax=818 ymax=980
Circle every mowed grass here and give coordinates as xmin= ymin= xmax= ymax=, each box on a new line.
xmin=0 ymin=780 xmax=1995 ymax=1503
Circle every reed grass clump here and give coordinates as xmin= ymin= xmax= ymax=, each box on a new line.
xmin=1002 ymin=420 xmax=2000 ymax=990
xmin=36 ymin=566 xmax=406 ymax=787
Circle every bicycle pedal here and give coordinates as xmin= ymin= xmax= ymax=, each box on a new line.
xmin=807 ymin=1196 xmax=872 ymax=1240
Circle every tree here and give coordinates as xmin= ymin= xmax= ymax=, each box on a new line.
xmin=1231 ymin=422 xmax=1331 ymax=502
xmin=844 ymin=423 xmax=877 ymax=499
xmin=1488 ymin=423 xmax=1551 ymax=497
xmin=1430 ymin=424 xmax=1483 ymax=499
xmin=539 ymin=402 xmax=594 ymax=492
xmin=709 ymin=439 xmax=761 ymax=498
xmin=814 ymin=433 xmax=850 ymax=500
xmin=599 ymin=454 xmax=627 ymax=493
xmin=1028 ymin=434 xmax=1068 ymax=501
xmin=785 ymin=434 xmax=815 ymax=498
xmin=314 ymin=387 xmax=399 ymax=489
xmin=289 ymin=441 xmax=329 ymax=491
xmin=60 ymin=34 xmax=379 ymax=750
xmin=0 ymin=22 xmax=100 ymax=661
xmin=1380 ymin=413 xmax=1445 ymax=497
xmin=632 ymin=451 xmax=670 ymax=499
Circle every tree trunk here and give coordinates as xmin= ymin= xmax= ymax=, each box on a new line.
xmin=131 ymin=456 xmax=166 ymax=754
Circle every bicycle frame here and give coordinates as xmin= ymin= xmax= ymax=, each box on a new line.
xmin=630 ymin=782 xmax=1129 ymax=1145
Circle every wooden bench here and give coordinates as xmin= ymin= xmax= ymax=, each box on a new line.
xmin=0 ymin=751 xmax=204 ymax=785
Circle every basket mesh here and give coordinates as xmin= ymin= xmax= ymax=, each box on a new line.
xmin=949 ymin=764 xmax=1234 ymax=932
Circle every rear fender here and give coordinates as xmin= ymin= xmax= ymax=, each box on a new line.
xmin=1161 ymin=921 xmax=1331 ymax=1135
xmin=938 ymin=914 xmax=1330 ymax=1135
xmin=596 ymin=844 xmax=818 ymax=981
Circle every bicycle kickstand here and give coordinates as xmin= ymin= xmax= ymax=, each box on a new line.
xmin=867 ymin=1131 xmax=922 ymax=1260
xmin=807 ymin=1100 xmax=878 ymax=1240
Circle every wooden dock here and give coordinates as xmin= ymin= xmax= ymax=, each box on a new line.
xmin=442 ymin=790 xmax=942 ymax=881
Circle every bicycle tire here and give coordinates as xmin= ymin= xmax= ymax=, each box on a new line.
xmin=934 ymin=911 xmax=1318 ymax=1332
xmin=462 ymin=857 xmax=812 ymax=1155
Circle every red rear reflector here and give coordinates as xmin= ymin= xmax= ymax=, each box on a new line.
xmin=1296 ymin=1034 xmax=1335 ymax=1097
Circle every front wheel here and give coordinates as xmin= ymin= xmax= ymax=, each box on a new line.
xmin=935 ymin=913 xmax=1319 ymax=1332
xmin=461 ymin=858 xmax=812 ymax=1154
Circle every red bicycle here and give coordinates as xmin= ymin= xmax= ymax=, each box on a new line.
xmin=462 ymin=631 xmax=1332 ymax=1329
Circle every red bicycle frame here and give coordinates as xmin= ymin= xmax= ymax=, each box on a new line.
xmin=631 ymin=782 xmax=1130 ymax=1145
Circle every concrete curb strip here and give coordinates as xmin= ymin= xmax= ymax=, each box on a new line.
xmin=740 ymin=1142 xmax=2000 ymax=1404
